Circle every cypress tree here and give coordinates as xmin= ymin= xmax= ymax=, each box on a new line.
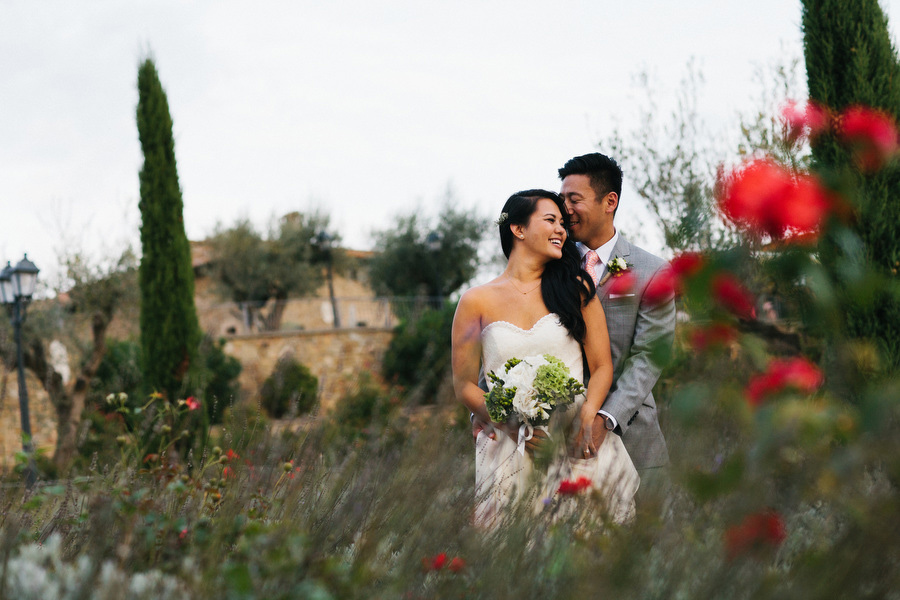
xmin=802 ymin=0 xmax=900 ymax=367
xmin=136 ymin=58 xmax=201 ymax=398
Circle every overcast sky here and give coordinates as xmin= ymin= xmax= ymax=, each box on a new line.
xmin=2 ymin=1 xmax=899 ymax=288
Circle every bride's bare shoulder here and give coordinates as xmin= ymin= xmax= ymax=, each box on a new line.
xmin=456 ymin=278 xmax=508 ymax=318
xmin=458 ymin=277 xmax=507 ymax=305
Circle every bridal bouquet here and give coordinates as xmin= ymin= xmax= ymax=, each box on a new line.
xmin=484 ymin=355 xmax=584 ymax=453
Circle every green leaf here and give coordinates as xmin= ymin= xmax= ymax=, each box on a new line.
xmin=224 ymin=563 xmax=254 ymax=594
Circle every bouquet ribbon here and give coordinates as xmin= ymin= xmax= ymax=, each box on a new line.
xmin=516 ymin=423 xmax=549 ymax=456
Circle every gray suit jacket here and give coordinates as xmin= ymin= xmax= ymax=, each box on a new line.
xmin=588 ymin=236 xmax=674 ymax=470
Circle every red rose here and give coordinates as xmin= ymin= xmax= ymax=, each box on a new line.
xmin=608 ymin=270 xmax=636 ymax=296
xmin=670 ymin=252 xmax=705 ymax=278
xmin=839 ymin=105 xmax=899 ymax=171
xmin=690 ymin=323 xmax=736 ymax=352
xmin=725 ymin=510 xmax=787 ymax=560
xmin=711 ymin=274 xmax=756 ymax=320
xmin=745 ymin=357 xmax=823 ymax=406
xmin=644 ymin=268 xmax=676 ymax=305
xmin=448 ymin=557 xmax=465 ymax=572
xmin=557 ymin=476 xmax=592 ymax=495
xmin=781 ymin=100 xmax=830 ymax=142
xmin=719 ymin=159 xmax=831 ymax=240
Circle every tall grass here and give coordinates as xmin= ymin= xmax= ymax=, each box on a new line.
xmin=2 ymin=359 xmax=898 ymax=600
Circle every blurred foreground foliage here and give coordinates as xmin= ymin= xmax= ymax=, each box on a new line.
xmin=2 ymin=342 xmax=898 ymax=599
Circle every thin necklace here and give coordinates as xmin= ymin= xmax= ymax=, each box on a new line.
xmin=506 ymin=274 xmax=542 ymax=295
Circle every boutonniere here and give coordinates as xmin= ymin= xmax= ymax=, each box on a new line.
xmin=597 ymin=256 xmax=632 ymax=287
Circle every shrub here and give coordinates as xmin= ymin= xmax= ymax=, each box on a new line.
xmin=259 ymin=356 xmax=318 ymax=419
xmin=191 ymin=335 xmax=243 ymax=424
xmin=326 ymin=371 xmax=404 ymax=445
xmin=89 ymin=339 xmax=143 ymax=407
xmin=382 ymin=301 xmax=456 ymax=404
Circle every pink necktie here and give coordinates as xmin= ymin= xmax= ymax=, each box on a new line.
xmin=584 ymin=250 xmax=600 ymax=286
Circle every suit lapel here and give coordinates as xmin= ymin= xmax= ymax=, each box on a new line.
xmin=598 ymin=236 xmax=632 ymax=296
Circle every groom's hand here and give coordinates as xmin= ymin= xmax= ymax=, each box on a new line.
xmin=525 ymin=428 xmax=549 ymax=454
xmin=591 ymin=414 xmax=609 ymax=449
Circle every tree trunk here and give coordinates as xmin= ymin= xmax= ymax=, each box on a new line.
xmin=55 ymin=313 xmax=109 ymax=471
xmin=261 ymin=296 xmax=289 ymax=331
xmin=26 ymin=311 xmax=112 ymax=473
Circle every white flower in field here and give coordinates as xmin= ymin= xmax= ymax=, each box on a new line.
xmin=1 ymin=532 xmax=190 ymax=600
xmin=118 ymin=392 xmax=128 ymax=402
xmin=106 ymin=393 xmax=116 ymax=404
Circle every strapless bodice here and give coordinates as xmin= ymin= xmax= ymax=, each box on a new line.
xmin=481 ymin=313 xmax=583 ymax=387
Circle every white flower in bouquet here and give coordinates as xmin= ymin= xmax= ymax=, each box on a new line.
xmin=485 ymin=354 xmax=584 ymax=428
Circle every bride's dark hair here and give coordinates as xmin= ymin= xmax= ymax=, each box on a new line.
xmin=498 ymin=190 xmax=596 ymax=343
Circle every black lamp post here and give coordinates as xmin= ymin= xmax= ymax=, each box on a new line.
xmin=0 ymin=255 xmax=40 ymax=488
xmin=315 ymin=232 xmax=340 ymax=329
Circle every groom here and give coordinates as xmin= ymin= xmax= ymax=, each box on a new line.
xmin=559 ymin=152 xmax=675 ymax=492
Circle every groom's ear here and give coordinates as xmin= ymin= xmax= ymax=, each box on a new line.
xmin=604 ymin=192 xmax=619 ymax=214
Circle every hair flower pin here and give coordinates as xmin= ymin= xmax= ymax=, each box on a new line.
xmin=495 ymin=212 xmax=509 ymax=225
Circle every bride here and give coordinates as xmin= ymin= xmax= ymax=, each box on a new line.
xmin=451 ymin=189 xmax=638 ymax=526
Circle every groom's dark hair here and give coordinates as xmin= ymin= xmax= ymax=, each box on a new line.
xmin=558 ymin=152 xmax=623 ymax=215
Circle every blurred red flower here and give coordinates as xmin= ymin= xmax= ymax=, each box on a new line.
xmin=690 ymin=323 xmax=737 ymax=352
xmin=644 ymin=268 xmax=676 ymax=305
xmin=225 ymin=449 xmax=239 ymax=461
xmin=838 ymin=105 xmax=899 ymax=171
xmin=711 ymin=274 xmax=756 ymax=320
xmin=557 ymin=476 xmax=592 ymax=495
xmin=222 ymin=466 xmax=233 ymax=479
xmin=719 ymin=159 xmax=831 ymax=240
xmin=670 ymin=252 xmax=705 ymax=278
xmin=725 ymin=510 xmax=787 ymax=560
xmin=781 ymin=100 xmax=830 ymax=142
xmin=431 ymin=553 xmax=448 ymax=571
xmin=745 ymin=357 xmax=823 ymax=406
xmin=185 ymin=397 xmax=200 ymax=411
xmin=608 ymin=270 xmax=636 ymax=296
xmin=448 ymin=557 xmax=466 ymax=572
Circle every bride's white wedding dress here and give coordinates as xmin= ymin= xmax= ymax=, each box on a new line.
xmin=475 ymin=313 xmax=639 ymax=526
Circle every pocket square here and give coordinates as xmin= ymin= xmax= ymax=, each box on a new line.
xmin=609 ymin=293 xmax=636 ymax=299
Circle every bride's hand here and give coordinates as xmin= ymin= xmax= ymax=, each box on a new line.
xmin=570 ymin=408 xmax=602 ymax=459
xmin=495 ymin=420 xmax=519 ymax=443
xmin=472 ymin=414 xmax=496 ymax=441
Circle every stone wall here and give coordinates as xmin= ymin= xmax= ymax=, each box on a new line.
xmin=224 ymin=328 xmax=394 ymax=413
xmin=0 ymin=366 xmax=57 ymax=472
